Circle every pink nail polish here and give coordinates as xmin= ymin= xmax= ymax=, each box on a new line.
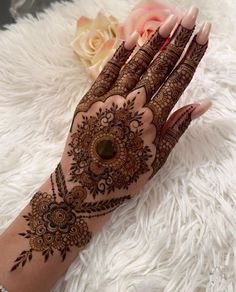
xmin=196 ymin=22 xmax=212 ymax=45
xmin=159 ymin=14 xmax=177 ymax=38
xmin=181 ymin=6 xmax=199 ymax=29
xmin=124 ymin=31 xmax=139 ymax=50
xmin=191 ymin=100 xmax=212 ymax=120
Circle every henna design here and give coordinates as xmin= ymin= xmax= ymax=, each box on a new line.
xmin=107 ymin=29 xmax=166 ymax=97
xmin=55 ymin=163 xmax=68 ymax=197
xmin=183 ymin=36 xmax=208 ymax=68
xmin=11 ymin=164 xmax=131 ymax=271
xmin=68 ymin=97 xmax=152 ymax=198
xmin=136 ymin=25 xmax=194 ymax=101
xmin=10 ymin=21 xmax=209 ymax=272
xmin=151 ymin=105 xmax=195 ymax=175
xmin=71 ymin=42 xmax=135 ymax=130
xmin=148 ymin=64 xmax=194 ymax=132
xmin=147 ymin=38 xmax=208 ymax=136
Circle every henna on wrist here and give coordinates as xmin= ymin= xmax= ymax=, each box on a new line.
xmin=11 ymin=164 xmax=131 ymax=271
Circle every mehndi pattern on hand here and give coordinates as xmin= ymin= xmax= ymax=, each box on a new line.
xmin=11 ymin=10 xmax=211 ymax=271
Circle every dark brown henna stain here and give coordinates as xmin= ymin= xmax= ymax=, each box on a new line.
xmin=11 ymin=165 xmax=131 ymax=271
xmin=135 ymin=25 xmax=194 ymax=101
xmin=107 ymin=29 xmax=166 ymax=97
xmin=147 ymin=37 xmax=208 ymax=137
xmin=183 ymin=36 xmax=208 ymax=69
xmin=55 ymin=163 xmax=68 ymax=197
xmin=68 ymin=98 xmax=152 ymax=198
xmin=150 ymin=106 xmax=195 ymax=175
xmin=70 ymin=42 xmax=135 ymax=131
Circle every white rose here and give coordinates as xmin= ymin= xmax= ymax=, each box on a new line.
xmin=71 ymin=12 xmax=120 ymax=80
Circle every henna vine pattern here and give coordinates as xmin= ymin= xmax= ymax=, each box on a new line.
xmin=68 ymin=97 xmax=152 ymax=198
xmin=11 ymin=165 xmax=130 ymax=271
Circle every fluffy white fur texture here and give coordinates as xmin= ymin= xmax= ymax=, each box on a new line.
xmin=0 ymin=0 xmax=236 ymax=291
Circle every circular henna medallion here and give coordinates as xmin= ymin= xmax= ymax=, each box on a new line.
xmin=68 ymin=98 xmax=152 ymax=197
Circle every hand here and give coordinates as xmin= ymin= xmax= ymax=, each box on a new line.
xmin=11 ymin=7 xmax=212 ymax=271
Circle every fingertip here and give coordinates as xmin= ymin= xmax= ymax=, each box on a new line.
xmin=161 ymin=103 xmax=198 ymax=136
xmin=196 ymin=22 xmax=212 ymax=44
xmin=124 ymin=31 xmax=139 ymax=50
xmin=191 ymin=100 xmax=213 ymax=120
xmin=181 ymin=6 xmax=199 ymax=29
xmin=159 ymin=14 xmax=177 ymax=38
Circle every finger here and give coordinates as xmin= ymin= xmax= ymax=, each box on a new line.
xmin=148 ymin=22 xmax=211 ymax=133
xmin=88 ymin=31 xmax=139 ymax=97
xmin=70 ymin=33 xmax=138 ymax=131
xmin=151 ymin=100 xmax=212 ymax=175
xmin=135 ymin=6 xmax=198 ymax=101
xmin=107 ymin=14 xmax=177 ymax=97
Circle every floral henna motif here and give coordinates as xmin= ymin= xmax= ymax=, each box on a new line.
xmin=11 ymin=165 xmax=131 ymax=271
xmin=68 ymin=97 xmax=152 ymax=198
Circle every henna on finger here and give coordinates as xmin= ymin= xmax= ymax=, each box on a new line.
xmin=107 ymin=29 xmax=166 ymax=97
xmin=70 ymin=41 xmax=136 ymax=131
xmin=151 ymin=104 xmax=196 ymax=175
xmin=133 ymin=7 xmax=199 ymax=101
xmin=147 ymin=36 xmax=208 ymax=136
xmin=106 ymin=15 xmax=177 ymax=97
xmin=135 ymin=25 xmax=194 ymax=101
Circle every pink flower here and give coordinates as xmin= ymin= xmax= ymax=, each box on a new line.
xmin=120 ymin=0 xmax=183 ymax=46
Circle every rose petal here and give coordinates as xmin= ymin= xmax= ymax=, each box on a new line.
xmin=121 ymin=0 xmax=183 ymax=40
xmin=138 ymin=20 xmax=161 ymax=45
xmin=72 ymin=12 xmax=120 ymax=80
xmin=76 ymin=16 xmax=92 ymax=35
xmin=91 ymin=38 xmax=117 ymax=63
xmin=92 ymin=12 xmax=117 ymax=30
xmin=135 ymin=9 xmax=170 ymax=34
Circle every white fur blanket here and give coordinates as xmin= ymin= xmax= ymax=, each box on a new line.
xmin=0 ymin=0 xmax=236 ymax=291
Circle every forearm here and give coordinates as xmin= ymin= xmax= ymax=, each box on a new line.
xmin=0 ymin=172 xmax=110 ymax=292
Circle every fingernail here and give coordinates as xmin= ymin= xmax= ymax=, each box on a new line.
xmin=191 ymin=100 xmax=212 ymax=120
xmin=196 ymin=22 xmax=212 ymax=45
xmin=159 ymin=14 xmax=177 ymax=38
xmin=124 ymin=31 xmax=139 ymax=50
xmin=181 ymin=6 xmax=199 ymax=29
